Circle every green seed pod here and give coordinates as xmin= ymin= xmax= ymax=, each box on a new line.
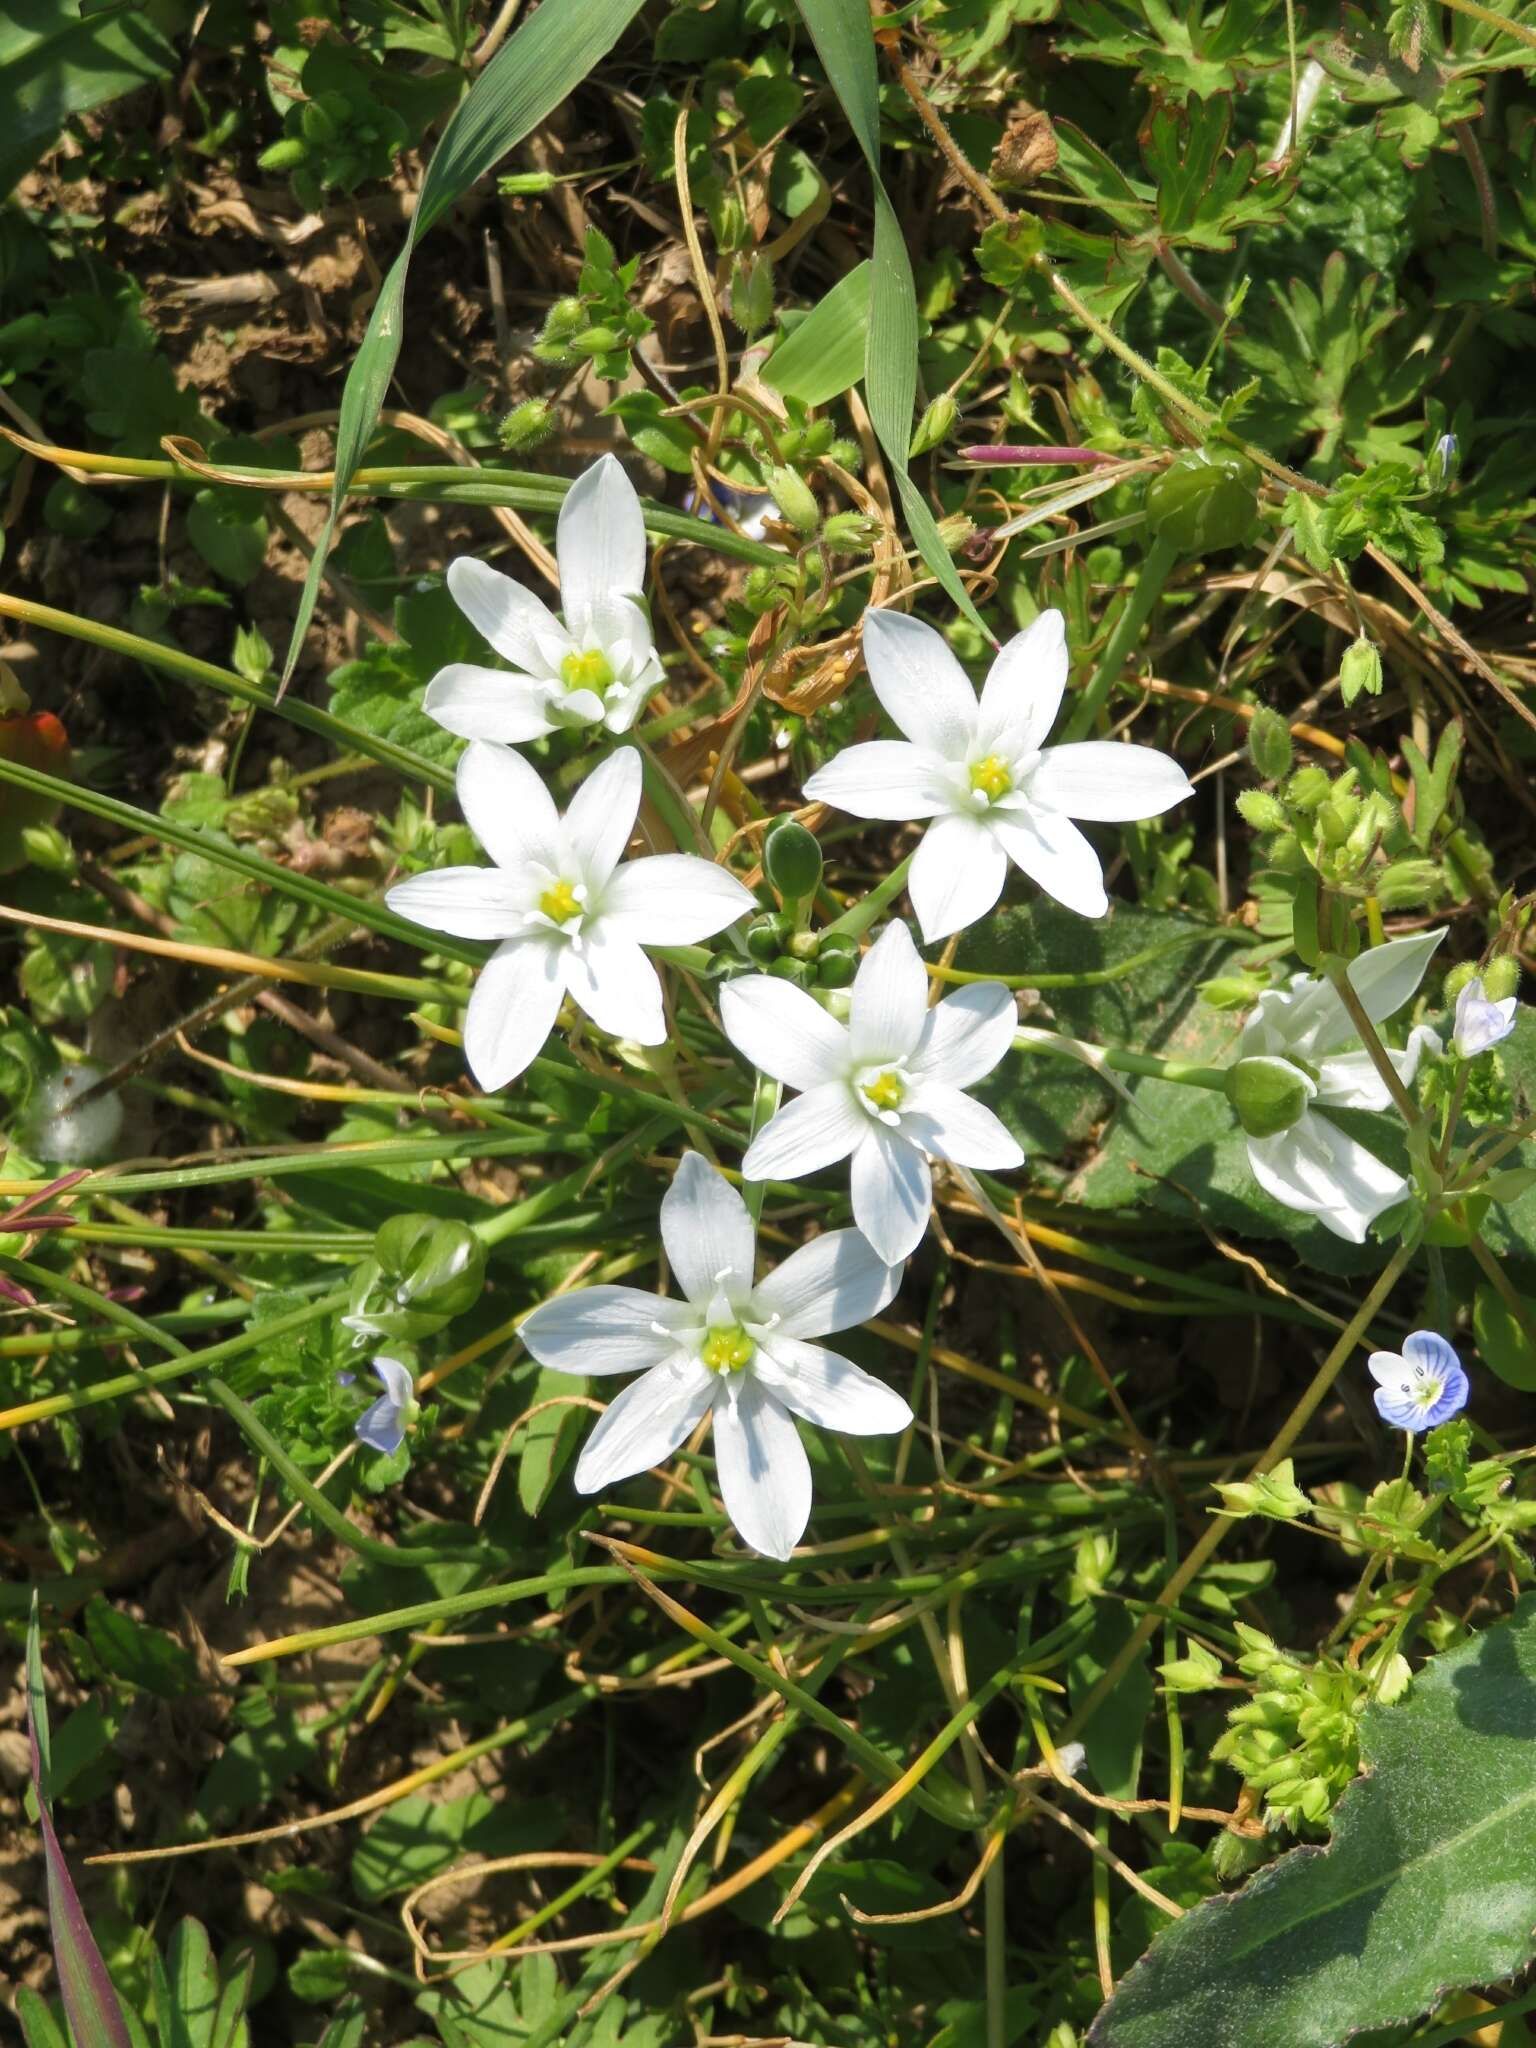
xmin=1236 ymin=789 xmax=1287 ymax=833
xmin=499 ymin=398 xmax=556 ymax=452
xmin=574 ymin=325 xmax=623 ymax=357
xmin=1443 ymin=960 xmax=1479 ymax=1003
xmin=376 ymin=1216 xmax=487 ymax=1323
xmin=745 ymin=910 xmax=792 ymax=962
xmin=1247 ymin=706 xmax=1293 ymax=782
xmin=1144 ymin=448 xmax=1261 ymax=554
xmin=1338 ymin=636 xmax=1383 ymax=708
xmin=1484 ymin=956 xmax=1520 ymax=1001
xmin=19 ymin=823 xmax=75 ymax=876
xmin=764 ymin=817 xmax=823 ymax=902
xmin=767 ymin=954 xmax=811 ymax=984
xmin=909 ymin=392 xmax=958 ymax=458
xmin=544 ymin=296 xmax=586 ymax=338
xmin=815 ymin=948 xmax=857 ymax=989
xmin=257 ymin=135 xmax=310 ymax=173
xmin=499 ymin=170 xmax=558 ymax=194
xmin=1227 ymin=1055 xmax=1314 ymax=1139
xmin=1285 ymin=764 xmax=1331 ymax=813
xmin=822 ymin=511 xmax=880 ymax=555
xmin=1316 ymin=787 xmax=1359 ymax=848
xmin=765 ymin=465 xmax=820 ymax=537
xmin=817 ymin=930 xmax=858 ymax=963
xmin=1200 ymin=975 xmax=1262 ymax=1011
xmin=1373 ymin=858 xmax=1441 ymax=909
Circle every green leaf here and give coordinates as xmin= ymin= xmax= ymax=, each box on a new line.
xmin=281 ymin=0 xmax=650 ymax=685
xmin=603 ymin=389 xmax=699 ymax=475
xmin=761 ymin=262 xmax=872 ymax=406
xmin=83 ymin=1597 xmax=199 ymax=1699
xmin=163 ymin=1920 xmax=220 ymax=2048
xmin=1090 ymin=1592 xmax=1536 ymax=2048
xmin=350 ymin=1790 xmax=561 ymax=1902
xmin=791 ymin=0 xmax=987 ymax=637
xmin=517 ymin=1364 xmax=585 ymax=1517
xmin=0 ymin=1 xmax=187 ymax=198
xmin=186 ymin=490 xmax=269 ymax=587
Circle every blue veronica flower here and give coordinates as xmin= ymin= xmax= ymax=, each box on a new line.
xmin=355 ymin=1354 xmax=415 ymax=1456
xmin=1366 ymin=1331 xmax=1468 ymax=1433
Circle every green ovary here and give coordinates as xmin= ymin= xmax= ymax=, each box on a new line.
xmin=538 ymin=879 xmax=583 ymax=924
xmin=702 ymin=1324 xmax=755 ymax=1374
xmin=968 ymin=754 xmax=1013 ymax=802
xmin=561 ymin=648 xmax=616 ymax=694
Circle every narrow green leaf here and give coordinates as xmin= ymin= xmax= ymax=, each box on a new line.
xmin=761 ymin=261 xmax=872 ymax=404
xmin=282 ymin=0 xmax=649 ymax=686
xmin=791 ymin=0 xmax=987 ymax=636
xmin=1090 ymin=1592 xmax=1536 ymax=2048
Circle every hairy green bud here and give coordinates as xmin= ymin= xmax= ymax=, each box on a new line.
xmin=1227 ymin=1055 xmax=1314 ymax=1139
xmin=1285 ymin=764 xmax=1331 ymax=812
xmin=19 ymin=823 xmax=75 ymax=875
xmin=1247 ymin=706 xmax=1294 ymax=782
xmin=765 ymin=465 xmax=820 ymax=536
xmin=730 ymin=251 xmax=774 ymax=338
xmin=909 ymin=392 xmax=958 ymax=458
xmin=1339 ymin=636 xmax=1383 ymax=708
xmin=1237 ymin=789 xmax=1287 ymax=833
xmin=498 ymin=398 xmax=556 ymax=452
xmin=822 ymin=511 xmax=880 ymax=555
xmin=1484 ymin=956 xmax=1520 ymax=1002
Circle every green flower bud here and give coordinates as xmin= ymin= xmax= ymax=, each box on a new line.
xmin=1285 ymin=764 xmax=1331 ymax=812
xmin=731 ymin=251 xmax=774 ymax=338
xmin=1144 ymin=448 xmax=1261 ymax=554
xmin=763 ymin=817 xmax=823 ymax=901
xmin=1443 ymin=960 xmax=1479 ymax=1002
xmin=574 ymin=326 xmax=623 ymax=356
xmin=1236 ymin=789 xmax=1287 ymax=833
xmin=1211 ymin=1830 xmax=1271 ymax=1884
xmin=936 ymin=512 xmax=976 ymax=552
xmin=1484 ymin=956 xmax=1520 ymax=1002
xmin=1226 ymin=1055 xmax=1314 ymax=1139
xmin=765 ymin=465 xmax=820 ymax=536
xmin=19 ymin=823 xmax=75 ymax=875
xmin=498 ymin=398 xmax=556 ymax=452
xmin=1374 ymin=858 xmax=1441 ymax=909
xmin=1247 ymin=707 xmax=1294 ymax=782
xmin=498 ymin=170 xmax=557 ymax=194
xmin=1200 ymin=975 xmax=1262 ymax=1011
xmin=257 ymin=136 xmax=310 ymax=173
xmin=544 ymin=297 xmax=586 ymax=339
xmin=786 ymin=929 xmax=821 ymax=961
xmin=909 ymin=392 xmax=958 ymax=458
xmin=1338 ymin=636 xmax=1383 ymax=708
xmin=822 ymin=511 xmax=880 ymax=555
xmin=817 ymin=930 xmax=858 ymax=962
xmin=1316 ymin=788 xmax=1360 ymax=848
xmin=767 ymin=954 xmax=811 ymax=984
xmin=815 ymin=948 xmax=857 ymax=988
xmin=742 ymin=565 xmax=786 ymax=613
xmin=745 ymin=910 xmax=791 ymax=962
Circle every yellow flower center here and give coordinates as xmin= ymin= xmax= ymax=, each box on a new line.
xmin=968 ymin=754 xmax=1013 ymax=802
xmin=561 ymin=648 xmax=615 ymax=694
xmin=538 ymin=878 xmax=583 ymax=925
xmin=861 ymin=1070 xmax=906 ymax=1114
xmin=701 ymin=1324 xmax=754 ymax=1374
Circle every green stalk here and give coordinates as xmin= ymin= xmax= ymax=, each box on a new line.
xmin=1060 ymin=531 xmax=1181 ymax=742
xmin=822 ymin=852 xmax=914 ymax=940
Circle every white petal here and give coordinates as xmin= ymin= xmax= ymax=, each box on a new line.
xmin=1028 ymin=741 xmax=1193 ymax=823
xmin=990 ymin=807 xmax=1108 ymax=919
xmin=457 ymin=740 xmax=561 ymax=873
xmin=385 ymin=866 xmax=528 ymax=941
xmin=850 ymin=1125 xmax=932 ymax=1263
xmin=720 ymin=976 xmax=849 ymax=1090
xmin=848 ymin=920 xmax=928 ymax=1065
xmin=1366 ymin=1348 xmax=1407 ymax=1389
xmin=564 ymin=928 xmax=666 ymax=1043
xmin=522 ymin=1286 xmax=696 ymax=1376
xmin=558 ymin=454 xmax=647 ymax=629
xmin=573 ymin=1360 xmax=716 ymax=1493
xmin=563 ymin=747 xmax=642 ymax=886
xmin=581 ymin=592 xmax=659 ymax=671
xmin=1247 ymin=1112 xmax=1408 ymax=1244
xmin=976 ymin=610 xmax=1068 ymax=754
xmin=423 ymin=664 xmax=558 ymax=744
xmin=463 ymin=937 xmax=566 ymax=1090
xmin=1316 ymin=1024 xmax=1441 ymax=1109
xmin=904 ymin=1083 xmax=1024 ymax=1169
xmin=750 ymin=1228 xmax=902 ymax=1339
xmin=740 ymin=1084 xmax=864 ymax=1181
xmin=602 ymin=856 xmax=755 ymax=944
xmin=861 ymin=609 xmax=979 ymax=759
xmin=754 ymin=1336 xmax=913 ymax=1434
xmin=1346 ymin=929 xmax=1447 ymax=1032
xmin=371 ymin=1354 xmax=415 ymax=1407
xmin=913 ymin=981 xmax=1018 ymax=1087
xmin=802 ymin=740 xmax=950 ymax=821
xmin=447 ymin=555 xmax=566 ymax=669
xmin=712 ymin=1377 xmax=811 ymax=1558
xmin=908 ymin=814 xmax=1009 ymax=942
xmin=661 ymin=1152 xmax=757 ymax=1306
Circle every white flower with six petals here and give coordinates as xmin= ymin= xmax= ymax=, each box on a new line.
xmin=424 ymin=455 xmax=665 ymax=745
xmin=1234 ymin=929 xmax=1444 ymax=1243
xmin=720 ymin=920 xmax=1023 ymax=1263
xmin=803 ymin=608 xmax=1194 ymax=941
xmin=521 ymin=1152 xmax=912 ymax=1559
xmin=386 ymin=742 xmax=753 ymax=1090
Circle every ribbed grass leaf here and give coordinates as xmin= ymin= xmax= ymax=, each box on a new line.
xmin=1091 ymin=1591 xmax=1536 ymax=2048
xmin=280 ymin=0 xmax=648 ymax=687
xmin=762 ymin=260 xmax=871 ymax=404
xmin=791 ymin=0 xmax=987 ymax=636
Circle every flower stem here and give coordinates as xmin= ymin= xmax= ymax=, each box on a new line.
xmin=1013 ymin=1026 xmax=1228 ymax=1091
xmin=1320 ymin=954 xmax=1422 ymax=1128
xmin=1062 ymin=1235 xmax=1417 ymax=1740
xmin=822 ymin=853 xmax=914 ymax=940
xmin=1060 ymin=532 xmax=1181 ymax=742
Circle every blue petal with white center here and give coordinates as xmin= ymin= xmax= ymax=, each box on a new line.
xmin=1366 ymin=1331 xmax=1469 ymax=1433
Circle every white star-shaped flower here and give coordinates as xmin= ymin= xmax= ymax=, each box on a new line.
xmin=720 ymin=920 xmax=1023 ymax=1263
xmin=424 ymin=455 xmax=665 ymax=745
xmin=802 ymin=608 xmax=1194 ymax=941
xmin=386 ymin=742 xmax=753 ymax=1090
xmin=1452 ymin=975 xmax=1516 ymax=1059
xmin=521 ymin=1152 xmax=911 ymax=1560
xmin=1233 ymin=929 xmax=1445 ymax=1243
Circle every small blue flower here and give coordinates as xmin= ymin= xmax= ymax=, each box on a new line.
xmin=1453 ymin=976 xmax=1516 ymax=1060
xmin=355 ymin=1354 xmax=416 ymax=1456
xmin=1367 ymin=1331 xmax=1468 ymax=1433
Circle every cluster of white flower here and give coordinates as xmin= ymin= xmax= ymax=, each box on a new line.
xmin=364 ymin=455 xmax=1499 ymax=1545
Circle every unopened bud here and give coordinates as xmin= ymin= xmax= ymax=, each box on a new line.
xmin=1201 ymin=975 xmax=1261 ymax=1011
xmin=909 ymin=393 xmax=958 ymax=458
xmin=1247 ymin=707 xmax=1293 ymax=782
xmin=1317 ymin=789 xmax=1360 ymax=848
xmin=1427 ymin=431 xmax=1459 ymax=491
xmin=763 ymin=817 xmax=823 ymax=901
xmin=1236 ymin=789 xmax=1287 ymax=833
xmin=1286 ymin=764 xmax=1331 ymax=812
xmin=822 ymin=511 xmax=880 ymax=555
xmin=1339 ymin=637 xmax=1382 ymax=708
xmin=498 ymin=170 xmax=557 ymax=194
xmin=730 ymin=251 xmax=774 ymax=338
xmin=19 ymin=823 xmax=74 ymax=875
xmin=258 ymin=136 xmax=309 ymax=173
xmin=1484 ymin=956 xmax=1520 ymax=1002
xmin=936 ymin=512 xmax=976 ymax=552
xmin=1443 ymin=960 xmax=1479 ymax=1003
xmin=1374 ymin=858 xmax=1441 ymax=909
xmin=1227 ymin=1055 xmax=1315 ymax=1139
xmin=499 ymin=398 xmax=555 ymax=452
xmin=574 ymin=325 xmax=622 ymax=356
xmin=765 ymin=465 xmax=820 ymax=536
